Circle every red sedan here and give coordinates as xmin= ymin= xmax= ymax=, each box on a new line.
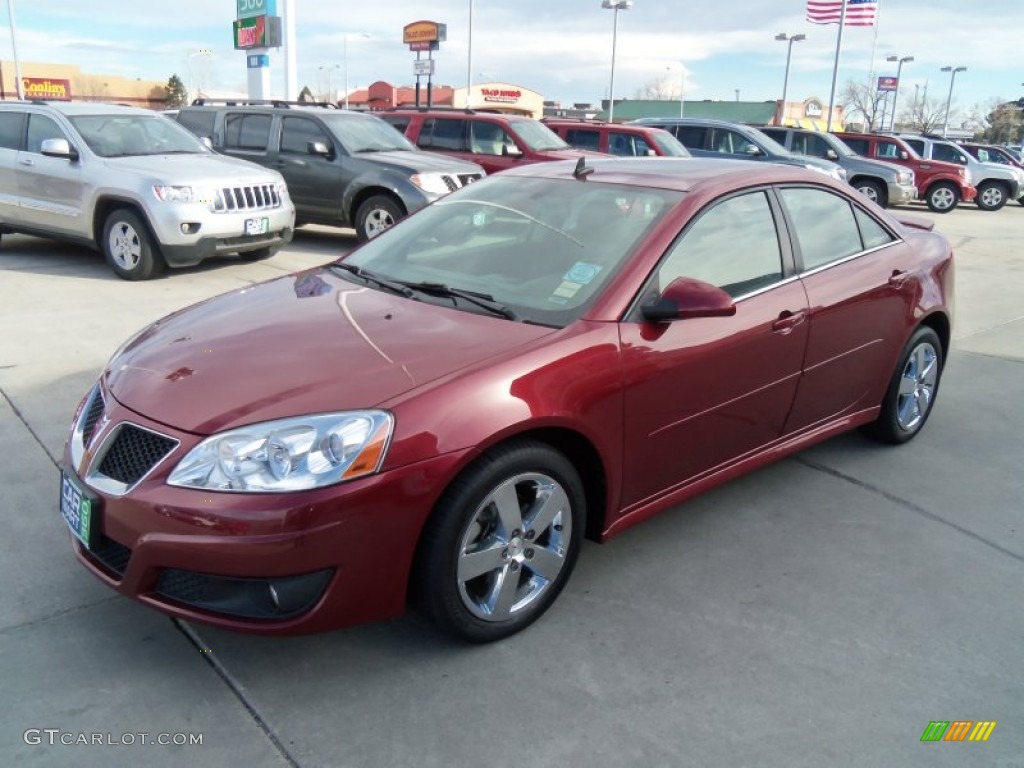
xmin=61 ymin=158 xmax=954 ymax=642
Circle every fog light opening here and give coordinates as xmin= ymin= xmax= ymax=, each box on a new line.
xmin=180 ymin=222 xmax=201 ymax=235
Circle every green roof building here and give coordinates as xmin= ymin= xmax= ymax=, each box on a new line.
xmin=595 ymin=99 xmax=780 ymax=124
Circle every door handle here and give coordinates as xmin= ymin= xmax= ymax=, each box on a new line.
xmin=888 ymin=269 xmax=910 ymax=287
xmin=771 ymin=309 xmax=806 ymax=333
xmin=18 ymin=158 xmax=34 ymax=167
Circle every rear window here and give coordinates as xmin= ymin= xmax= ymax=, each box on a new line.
xmin=224 ymin=113 xmax=272 ymax=150
xmin=176 ymin=110 xmax=216 ymax=139
xmin=0 ymin=111 xmax=24 ymax=150
xmin=839 ymin=136 xmax=869 ymax=155
xmin=564 ymin=128 xmax=601 ymax=151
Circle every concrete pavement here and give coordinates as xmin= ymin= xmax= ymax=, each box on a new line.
xmin=1 ymin=205 xmax=1022 ymax=767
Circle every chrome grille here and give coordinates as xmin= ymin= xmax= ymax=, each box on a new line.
xmin=214 ymin=183 xmax=281 ymax=213
xmin=89 ymin=423 xmax=178 ymax=494
xmin=81 ymin=388 xmax=105 ymax=447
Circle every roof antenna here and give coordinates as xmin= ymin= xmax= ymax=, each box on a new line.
xmin=573 ymin=156 xmax=594 ymax=179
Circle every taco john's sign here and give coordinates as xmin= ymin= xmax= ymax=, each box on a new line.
xmin=403 ymin=20 xmax=447 ymax=45
xmin=23 ymin=78 xmax=72 ymax=101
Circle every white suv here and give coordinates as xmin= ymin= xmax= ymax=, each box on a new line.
xmin=899 ymin=134 xmax=1024 ymax=211
xmin=0 ymin=101 xmax=295 ymax=279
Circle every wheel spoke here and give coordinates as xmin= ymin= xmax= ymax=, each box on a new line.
xmin=919 ymin=354 xmax=938 ymax=387
xmin=458 ymin=543 xmax=506 ymax=582
xmin=915 ymin=387 xmax=932 ymax=416
xmin=897 ymin=395 xmax=918 ymax=428
xmin=490 ymin=480 xmax=523 ymax=536
xmin=488 ymin=566 xmax=519 ymax=619
xmin=898 ymin=373 xmax=917 ymax=396
xmin=523 ymin=482 xmax=568 ymax=538
xmin=526 ymin=545 xmax=565 ymax=582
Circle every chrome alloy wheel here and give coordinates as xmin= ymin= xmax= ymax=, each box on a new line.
xmin=363 ymin=207 xmax=395 ymax=239
xmin=930 ymin=186 xmax=956 ymax=211
xmin=108 ymin=220 xmax=143 ymax=271
xmin=456 ymin=472 xmax=572 ymax=622
xmin=896 ymin=341 xmax=939 ymax=431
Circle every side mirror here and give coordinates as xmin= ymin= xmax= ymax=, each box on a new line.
xmin=745 ymin=145 xmax=763 ymax=157
xmin=826 ymin=149 xmax=838 ymax=160
xmin=200 ymin=136 xmax=213 ymax=150
xmin=641 ymin=277 xmax=736 ymax=322
xmin=502 ymin=144 xmax=523 ymax=158
xmin=899 ymin=150 xmax=909 ymax=160
xmin=40 ymin=138 xmax=78 ymax=161
xmin=308 ymin=141 xmax=331 ymax=157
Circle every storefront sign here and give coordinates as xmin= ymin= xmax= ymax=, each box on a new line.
xmin=408 ymin=41 xmax=439 ymax=52
xmin=481 ymin=88 xmax=522 ymax=104
xmin=23 ymin=77 xmax=72 ymax=101
xmin=236 ymin=0 xmax=276 ymax=20
xmin=413 ymin=60 xmax=435 ymax=76
xmin=403 ymin=21 xmax=447 ymax=45
xmin=804 ymin=99 xmax=823 ymax=118
xmin=233 ymin=15 xmax=282 ymax=49
xmin=877 ymin=76 xmax=899 ymax=92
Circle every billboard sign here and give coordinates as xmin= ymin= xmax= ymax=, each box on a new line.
xmin=877 ymin=76 xmax=899 ymax=92
xmin=236 ymin=0 xmax=276 ymax=19
xmin=233 ymin=15 xmax=283 ymax=49
xmin=413 ymin=60 xmax=435 ymax=76
xmin=23 ymin=78 xmax=72 ymax=101
xmin=403 ymin=21 xmax=447 ymax=45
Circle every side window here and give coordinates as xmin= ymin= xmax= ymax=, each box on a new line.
xmin=380 ymin=116 xmax=410 ymax=134
xmin=176 ymin=110 xmax=216 ymax=140
xmin=780 ymin=187 xmax=864 ymax=271
xmin=26 ymin=114 xmax=66 ymax=153
xmin=0 ymin=112 xmax=25 ymax=150
xmin=280 ymin=117 xmax=330 ymax=155
xmin=565 ymin=129 xmax=600 ymax=151
xmin=759 ymin=129 xmax=787 ymax=144
xmin=713 ymin=129 xmax=757 ymax=156
xmin=223 ymin=113 xmax=272 ymax=150
xmin=932 ymin=144 xmax=966 ymax=164
xmin=903 ymin=138 xmax=925 ymax=156
xmin=854 ymin=208 xmax=895 ymax=250
xmin=839 ymin=137 xmax=868 ymax=155
xmin=675 ymin=125 xmax=708 ymax=149
xmin=804 ymin=135 xmax=833 ymax=158
xmin=655 ymin=191 xmax=783 ymax=298
xmin=469 ymin=122 xmax=512 ymax=155
xmin=874 ymin=140 xmax=899 ymax=159
xmin=421 ymin=118 xmax=466 ymax=150
xmin=790 ymin=133 xmax=810 ymax=155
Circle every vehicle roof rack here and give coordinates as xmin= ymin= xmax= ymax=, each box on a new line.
xmin=387 ymin=105 xmax=503 ymax=114
xmin=189 ymin=98 xmax=339 ymax=109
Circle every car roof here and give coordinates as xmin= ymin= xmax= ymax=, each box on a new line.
xmin=495 ymin=156 xmax=829 ymax=192
xmin=0 ymin=100 xmax=154 ymax=117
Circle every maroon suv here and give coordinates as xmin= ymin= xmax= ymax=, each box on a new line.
xmin=835 ymin=132 xmax=976 ymax=213
xmin=379 ymin=108 xmax=604 ymax=174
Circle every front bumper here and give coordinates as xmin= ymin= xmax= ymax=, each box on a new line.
xmin=886 ymin=181 xmax=918 ymax=206
xmin=62 ymin=390 xmax=473 ymax=635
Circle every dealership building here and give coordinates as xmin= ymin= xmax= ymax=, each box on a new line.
xmin=0 ymin=60 xmax=167 ymax=107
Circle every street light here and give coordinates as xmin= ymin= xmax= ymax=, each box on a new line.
xmin=187 ymin=50 xmax=213 ymax=104
xmin=666 ymin=62 xmax=685 ymax=117
xmin=775 ymin=33 xmax=805 ymax=126
xmin=940 ymin=65 xmax=966 ymax=138
xmin=885 ymin=54 xmax=914 ymax=132
xmin=318 ymin=64 xmax=341 ymax=102
xmin=602 ymin=0 xmax=633 ymax=123
xmin=342 ymin=32 xmax=371 ymax=109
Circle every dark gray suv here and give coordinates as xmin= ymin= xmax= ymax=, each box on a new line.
xmin=176 ymin=102 xmax=485 ymax=241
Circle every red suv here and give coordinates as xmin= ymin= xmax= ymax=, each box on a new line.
xmin=543 ymin=119 xmax=691 ymax=157
xmin=379 ymin=108 xmax=604 ymax=174
xmin=835 ymin=132 xmax=976 ymax=213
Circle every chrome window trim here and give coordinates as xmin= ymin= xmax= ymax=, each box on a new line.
xmin=85 ymin=421 xmax=180 ymax=497
xmin=796 ymin=238 xmax=903 ymax=280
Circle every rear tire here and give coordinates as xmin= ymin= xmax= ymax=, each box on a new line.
xmin=924 ymin=182 xmax=959 ymax=213
xmin=412 ymin=440 xmax=585 ymax=643
xmin=862 ymin=326 xmax=943 ymax=445
xmin=354 ymin=195 xmax=404 ymax=242
xmin=102 ymin=209 xmax=165 ymax=280
xmin=975 ymin=181 xmax=1008 ymax=211
xmin=854 ymin=179 xmax=887 ymax=208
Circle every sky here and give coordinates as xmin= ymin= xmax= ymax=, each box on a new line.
xmin=5 ymin=0 xmax=1023 ymax=123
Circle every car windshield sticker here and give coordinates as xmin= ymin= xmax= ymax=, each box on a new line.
xmin=563 ymin=262 xmax=603 ymax=285
xmin=552 ymin=281 xmax=582 ymax=301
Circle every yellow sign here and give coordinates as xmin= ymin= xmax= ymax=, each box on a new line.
xmin=23 ymin=78 xmax=72 ymax=101
xmin=403 ymin=21 xmax=447 ymax=44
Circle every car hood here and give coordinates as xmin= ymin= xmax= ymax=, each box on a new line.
xmin=352 ymin=149 xmax=484 ymax=175
xmin=777 ymin=153 xmax=840 ymax=172
xmin=842 ymin=155 xmax=909 ymax=177
xmin=537 ymin=148 xmax=608 ymax=161
xmin=102 ymin=152 xmax=283 ymax=184
xmin=105 ymin=267 xmax=554 ymax=434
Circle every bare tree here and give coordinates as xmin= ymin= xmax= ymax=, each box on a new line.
xmin=634 ymin=74 xmax=680 ymax=101
xmin=840 ymin=79 xmax=886 ymax=130
xmin=904 ymin=93 xmax=948 ymax=134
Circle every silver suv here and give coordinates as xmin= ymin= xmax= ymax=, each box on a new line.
xmin=899 ymin=134 xmax=1024 ymax=211
xmin=0 ymin=101 xmax=295 ymax=279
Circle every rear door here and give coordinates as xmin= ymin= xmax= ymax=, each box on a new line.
xmin=16 ymin=112 xmax=85 ymax=238
xmin=0 ymin=110 xmax=25 ymax=222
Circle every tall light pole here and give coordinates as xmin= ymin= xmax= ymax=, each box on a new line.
xmin=775 ymin=33 xmax=805 ymax=126
xmin=885 ymin=54 xmax=913 ymax=132
xmin=6 ymin=0 xmax=23 ymax=99
xmin=940 ymin=65 xmax=966 ymax=138
xmin=318 ymin=64 xmax=341 ymax=103
xmin=666 ymin=62 xmax=685 ymax=117
xmin=342 ymin=32 xmax=370 ymax=109
xmin=466 ymin=0 xmax=474 ymax=108
xmin=602 ymin=0 xmax=633 ymax=123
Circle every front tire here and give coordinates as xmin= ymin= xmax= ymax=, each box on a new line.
xmin=854 ymin=179 xmax=887 ymax=208
xmin=975 ymin=181 xmax=1008 ymax=211
xmin=924 ymin=182 xmax=959 ymax=213
xmin=102 ymin=209 xmax=165 ymax=280
xmin=238 ymin=246 xmax=276 ymax=262
xmin=413 ymin=440 xmax=585 ymax=643
xmin=862 ymin=326 xmax=943 ymax=444
xmin=354 ymin=195 xmax=404 ymax=242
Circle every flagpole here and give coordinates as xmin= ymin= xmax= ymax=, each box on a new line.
xmin=6 ymin=0 xmax=24 ymax=100
xmin=825 ymin=0 xmax=848 ymax=132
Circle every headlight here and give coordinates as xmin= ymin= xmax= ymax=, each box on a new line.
xmin=897 ymin=171 xmax=914 ymax=185
xmin=959 ymin=168 xmax=972 ymax=184
xmin=153 ymin=185 xmax=203 ymax=203
xmin=411 ymin=172 xmax=455 ymax=195
xmin=168 ymin=411 xmax=394 ymax=492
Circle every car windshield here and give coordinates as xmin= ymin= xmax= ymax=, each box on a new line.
xmin=322 ymin=114 xmax=417 ymax=153
xmin=69 ymin=115 xmax=209 ymax=157
xmin=338 ymin=175 xmax=682 ymax=327
xmin=650 ymin=131 xmax=690 ymax=157
xmin=508 ymin=119 xmax=570 ymax=151
xmin=744 ymin=126 xmax=792 ymax=156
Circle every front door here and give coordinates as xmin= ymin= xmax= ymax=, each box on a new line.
xmin=16 ymin=113 xmax=85 ymax=238
xmin=275 ymin=115 xmax=340 ymax=224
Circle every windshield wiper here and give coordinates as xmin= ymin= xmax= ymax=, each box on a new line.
xmin=399 ymin=281 xmax=519 ymax=320
xmin=330 ymin=263 xmax=415 ymax=297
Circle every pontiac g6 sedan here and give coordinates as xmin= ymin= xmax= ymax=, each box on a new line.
xmin=61 ymin=158 xmax=954 ymax=643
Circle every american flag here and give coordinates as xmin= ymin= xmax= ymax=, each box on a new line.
xmin=806 ymin=0 xmax=878 ymax=26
